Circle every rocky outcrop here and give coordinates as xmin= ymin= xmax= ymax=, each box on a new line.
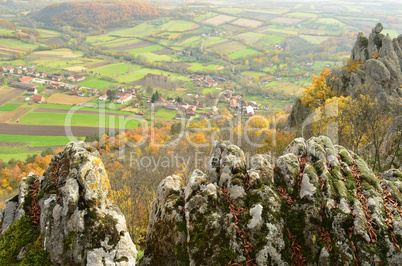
xmin=288 ymin=23 xmax=402 ymax=131
xmin=0 ymin=141 xmax=137 ymax=265
xmin=349 ymin=22 xmax=402 ymax=99
xmin=142 ymin=137 xmax=402 ymax=265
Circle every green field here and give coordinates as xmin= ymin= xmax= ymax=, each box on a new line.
xmin=300 ymin=35 xmax=330 ymax=44
xmin=259 ymin=27 xmax=299 ymax=36
xmin=286 ymin=12 xmax=318 ymax=18
xmin=104 ymin=39 xmax=140 ymax=47
xmin=110 ymin=23 xmax=158 ymax=37
xmin=316 ymin=18 xmax=345 ymax=25
xmin=0 ymin=38 xmax=38 ymax=50
xmin=114 ymin=67 xmax=186 ymax=83
xmin=88 ymin=62 xmax=188 ymax=83
xmin=229 ymin=48 xmax=260 ymax=59
xmin=160 ymin=20 xmax=199 ymax=32
xmin=18 ymin=112 xmax=140 ymax=129
xmin=176 ymin=36 xmax=201 ymax=47
xmin=153 ymin=108 xmax=177 ymax=120
xmin=0 ymin=29 xmax=15 ymax=35
xmin=194 ymin=12 xmax=218 ymax=22
xmin=141 ymin=52 xmax=174 ymax=62
xmin=37 ymin=103 xmax=136 ymax=115
xmin=0 ymin=135 xmax=72 ymax=146
xmin=125 ymin=44 xmax=164 ymax=55
xmin=80 ymin=78 xmax=116 ymax=89
xmin=188 ymin=63 xmax=220 ymax=71
xmin=382 ymin=29 xmax=399 ymax=38
xmin=241 ymin=71 xmax=267 ymax=77
xmin=211 ymin=41 xmax=247 ymax=54
xmin=0 ymin=134 xmax=74 ymax=162
xmin=91 ymin=62 xmax=130 ymax=76
xmin=37 ymin=29 xmax=61 ymax=38
xmin=87 ymin=35 xmax=119 ymax=44
xmin=0 ymin=103 xmax=20 ymax=111
xmin=262 ymin=34 xmax=286 ymax=44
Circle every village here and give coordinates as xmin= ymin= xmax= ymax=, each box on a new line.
xmin=0 ymin=65 xmax=278 ymax=121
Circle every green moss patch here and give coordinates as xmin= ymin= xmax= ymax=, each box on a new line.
xmin=0 ymin=217 xmax=52 ymax=265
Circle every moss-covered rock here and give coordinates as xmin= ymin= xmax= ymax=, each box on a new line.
xmin=0 ymin=217 xmax=52 ymax=265
xmin=1 ymin=141 xmax=137 ymax=265
xmin=142 ymin=137 xmax=402 ymax=265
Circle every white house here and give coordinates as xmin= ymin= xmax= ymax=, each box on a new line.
xmin=27 ymin=88 xmax=38 ymax=95
xmin=246 ymin=106 xmax=254 ymax=116
xmin=116 ymin=94 xmax=132 ymax=104
xmin=175 ymin=113 xmax=185 ymax=120
xmin=99 ymin=94 xmax=107 ymax=101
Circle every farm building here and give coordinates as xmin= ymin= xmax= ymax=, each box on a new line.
xmin=99 ymin=94 xmax=107 ymax=101
xmin=175 ymin=113 xmax=185 ymax=120
xmin=51 ymin=74 xmax=62 ymax=81
xmin=10 ymin=81 xmax=39 ymax=91
xmin=246 ymin=106 xmax=254 ymax=116
xmin=74 ymin=74 xmax=85 ymax=82
xmin=27 ymin=88 xmax=38 ymax=95
xmin=230 ymin=99 xmax=239 ymax=109
xmin=19 ymin=76 xmax=35 ymax=83
xmin=32 ymin=95 xmax=45 ymax=103
xmin=117 ymin=94 xmax=132 ymax=104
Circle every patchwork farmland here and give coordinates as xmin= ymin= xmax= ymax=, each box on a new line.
xmin=0 ymin=0 xmax=390 ymax=162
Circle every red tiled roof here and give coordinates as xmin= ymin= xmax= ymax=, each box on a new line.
xmin=32 ymin=95 xmax=45 ymax=103
xmin=19 ymin=76 xmax=34 ymax=83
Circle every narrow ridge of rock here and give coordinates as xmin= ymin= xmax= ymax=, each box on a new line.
xmin=142 ymin=136 xmax=402 ymax=265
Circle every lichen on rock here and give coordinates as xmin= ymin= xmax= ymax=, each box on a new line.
xmin=141 ymin=136 xmax=402 ymax=265
xmin=0 ymin=141 xmax=137 ymax=265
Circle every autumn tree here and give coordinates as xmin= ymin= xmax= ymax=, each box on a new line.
xmin=364 ymin=97 xmax=392 ymax=172
xmin=302 ymin=68 xmax=334 ymax=110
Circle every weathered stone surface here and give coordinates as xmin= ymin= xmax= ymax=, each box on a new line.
xmin=373 ymin=22 xmax=384 ymax=34
xmin=351 ymin=32 xmax=369 ymax=62
xmin=288 ymin=23 xmax=402 ymax=133
xmin=0 ymin=141 xmax=137 ymax=265
xmin=142 ymin=137 xmax=402 ymax=265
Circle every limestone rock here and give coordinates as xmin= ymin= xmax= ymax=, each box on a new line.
xmin=0 ymin=141 xmax=137 ymax=265
xmin=351 ymin=32 xmax=369 ymax=62
xmin=373 ymin=22 xmax=384 ymax=34
xmin=142 ymin=137 xmax=402 ymax=265
xmin=288 ymin=23 xmax=402 ymax=132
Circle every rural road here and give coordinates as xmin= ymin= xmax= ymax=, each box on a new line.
xmin=0 ymin=123 xmax=129 ymax=137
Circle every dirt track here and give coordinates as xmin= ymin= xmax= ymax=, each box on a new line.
xmin=0 ymin=89 xmax=23 ymax=106
xmin=0 ymin=123 xmax=127 ymax=137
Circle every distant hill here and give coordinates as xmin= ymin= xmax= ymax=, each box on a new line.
xmin=29 ymin=0 xmax=164 ymax=30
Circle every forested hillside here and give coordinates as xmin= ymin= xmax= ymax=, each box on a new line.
xmin=29 ymin=0 xmax=164 ymax=30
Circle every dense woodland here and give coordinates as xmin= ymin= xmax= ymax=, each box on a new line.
xmin=30 ymin=0 xmax=165 ymax=30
